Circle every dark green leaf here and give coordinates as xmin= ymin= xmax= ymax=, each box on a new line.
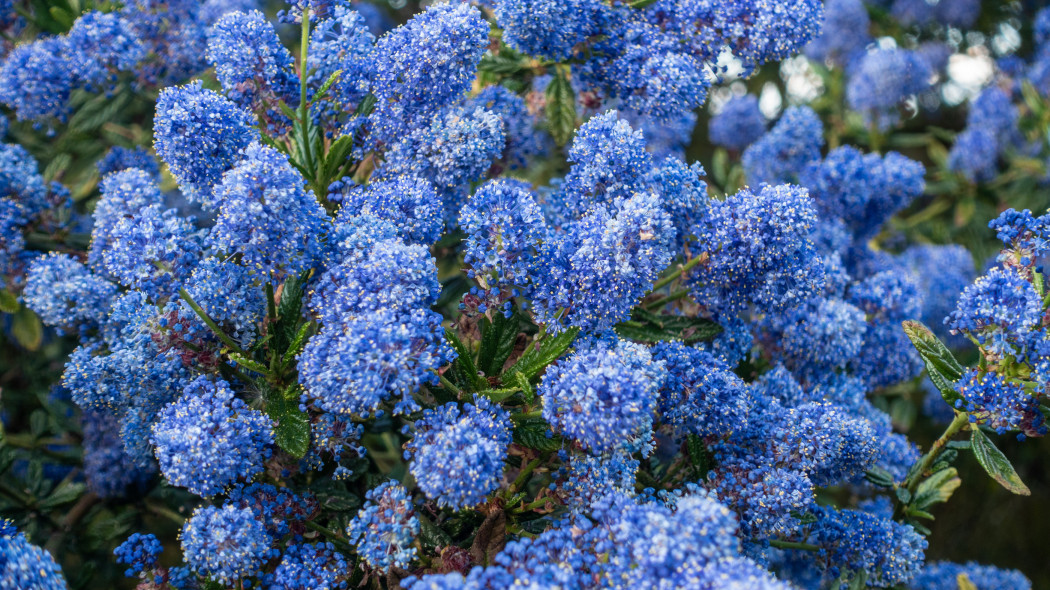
xmin=12 ymin=307 xmax=42 ymax=350
xmin=40 ymin=481 xmax=86 ymax=509
xmin=902 ymin=321 xmax=965 ymax=407
xmin=863 ymin=467 xmax=895 ymax=488
xmin=545 ymin=66 xmax=576 ymax=146
xmin=508 ymin=371 xmax=534 ymax=403
xmin=970 ymin=428 xmax=1030 ymax=495
xmin=418 ymin=515 xmax=453 ymax=549
xmin=266 ymin=391 xmax=311 ymax=458
xmin=478 ymin=313 xmax=519 ymax=377
xmin=275 ymin=272 xmax=309 ymax=355
xmin=615 ymin=308 xmax=721 ymax=344
xmin=479 ymin=53 xmax=527 ymax=76
xmin=445 ymin=329 xmax=487 ymax=391
xmin=505 ymin=327 xmax=579 ymax=380
xmin=513 ymin=417 xmax=563 ymax=452
xmin=229 ymin=353 xmax=269 ymax=376
xmin=686 ymin=434 xmax=712 ymax=478
xmin=0 ymin=290 xmax=18 ymax=313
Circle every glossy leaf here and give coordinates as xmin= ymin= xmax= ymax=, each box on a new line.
xmin=970 ymin=428 xmax=1030 ymax=496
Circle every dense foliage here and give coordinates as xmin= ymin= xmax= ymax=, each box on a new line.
xmin=0 ymin=0 xmax=1048 ymax=588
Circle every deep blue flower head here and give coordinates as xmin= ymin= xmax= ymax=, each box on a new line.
xmin=101 ymin=203 xmax=203 ymax=298
xmin=0 ymin=37 xmax=73 ymax=124
xmin=346 ymin=480 xmax=419 ymax=569
xmin=97 ymin=146 xmax=160 ymax=180
xmin=851 ymin=318 xmax=924 ymax=389
xmin=910 ymin=561 xmax=1031 ymax=590
xmin=873 ymin=430 xmax=921 ymax=483
xmin=406 ymin=396 xmax=511 ymax=510
xmin=902 ymin=244 xmax=975 ymax=341
xmin=120 ymin=0 xmax=209 ymax=87
xmin=181 ymin=504 xmax=274 ymax=584
xmin=847 ymin=48 xmax=931 ymax=129
xmin=808 ymin=506 xmax=926 ymax=587
xmin=556 ymin=110 xmax=653 ymax=219
xmin=709 ymin=95 xmax=766 ymax=151
xmin=325 ymin=211 xmax=400 ymax=264
xmin=460 ymin=178 xmax=547 ymax=293
xmin=208 ymin=10 xmax=300 ymax=121
xmin=88 ymin=168 xmax=166 ymax=272
xmin=772 ymin=402 xmax=878 ymax=486
xmin=151 ymin=376 xmax=275 ymax=497
xmin=947 ymin=267 xmax=1042 ymax=355
xmin=777 ymin=297 xmax=867 ymax=370
xmin=989 ymin=208 xmax=1050 ymax=268
xmin=83 ymin=410 xmax=152 ymax=499
xmin=495 ymin=0 xmax=601 ymax=61
xmin=335 ymin=176 xmax=443 ymax=246
xmin=558 ymin=448 xmax=638 ymax=508
xmin=266 ymin=542 xmax=349 ymax=590
xmin=23 ymin=253 xmax=117 ymax=328
xmin=209 ymin=143 xmax=330 ymax=280
xmin=153 ymin=81 xmax=258 ymax=207
xmin=67 ymin=11 xmax=146 ymax=92
xmin=955 ymin=369 xmax=1046 ymax=437
xmin=280 ymin=0 xmax=340 ymax=22
xmin=651 ymin=341 xmax=750 ymax=439
xmin=181 ymin=257 xmax=265 ymax=346
xmin=369 ymin=2 xmax=488 ymax=142
xmin=308 ymin=4 xmax=376 ymax=125
xmin=532 ymin=191 xmax=674 ymax=332
xmin=848 ymin=268 xmax=923 ymax=322
xmin=968 ymin=86 xmax=1019 ymax=146
xmin=0 ymin=143 xmax=49 ymax=217
xmin=382 ymin=104 xmax=505 ymax=218
xmin=948 ymin=127 xmax=999 ymax=182
xmin=467 ymin=85 xmax=549 ymax=168
xmin=690 ymin=183 xmax=825 ymax=314
xmin=742 ymin=106 xmax=824 ymax=185
xmin=227 ymin=483 xmax=318 ymax=540
xmin=308 ymin=237 xmax=439 ymax=327
xmin=539 ymin=337 xmax=664 ymax=454
xmin=298 ymin=307 xmax=450 ymax=416
xmin=804 ymin=0 xmax=870 ymax=65
xmin=114 ymin=533 xmax=163 ymax=577
xmin=648 ymin=156 xmax=709 ymax=250
xmin=0 ymin=522 xmax=67 ymax=590
xmin=612 ymin=49 xmax=711 ymax=121
xmin=708 ymin=461 xmax=814 ymax=539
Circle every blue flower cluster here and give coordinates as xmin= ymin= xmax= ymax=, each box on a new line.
xmin=0 ymin=521 xmax=66 ymax=590
xmin=346 ymin=481 xmax=418 ymax=570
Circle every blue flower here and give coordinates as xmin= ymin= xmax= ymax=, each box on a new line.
xmin=208 ymin=143 xmax=330 ymax=280
xmin=266 ymin=542 xmax=349 ymax=590
xmin=651 ymin=341 xmax=750 ymax=439
xmin=181 ymin=504 xmax=275 ymax=584
xmin=955 ymin=369 xmax=1046 ymax=437
xmin=742 ymin=106 xmax=824 ymax=185
xmin=0 ymin=521 xmax=67 ymax=590
xmin=67 ymin=11 xmax=146 ymax=93
xmin=308 ymin=4 xmax=375 ymax=127
xmin=910 ymin=561 xmax=1031 ymax=590
xmin=114 ymin=533 xmax=163 ymax=577
xmin=495 ymin=0 xmax=601 ymax=61
xmin=947 ymin=267 xmax=1043 ymax=355
xmin=467 ymin=85 xmax=549 ymax=168
xmin=101 ymin=203 xmax=203 ymax=298
xmin=153 ymin=81 xmax=258 ymax=207
xmin=689 ymin=183 xmax=825 ymax=314
xmin=298 ymin=307 xmax=450 ymax=416
xmin=97 ymin=146 xmax=161 ymax=180
xmin=808 ymin=505 xmax=927 ymax=587
xmin=334 ymin=176 xmax=443 ymax=246
xmin=83 ymin=410 xmax=152 ymax=499
xmin=151 ymin=376 xmax=275 ymax=497
xmin=709 ymin=95 xmax=766 ymax=151
xmin=346 ymin=481 xmax=419 ymax=569
xmin=460 ymin=178 xmax=547 ymax=293
xmin=539 ymin=337 xmax=664 ymax=454
xmin=846 ymin=48 xmax=932 ymax=129
xmin=804 ymin=0 xmax=870 ymax=65
xmin=23 ymin=253 xmax=117 ymax=328
xmin=0 ymin=37 xmax=74 ymax=124
xmin=227 ymin=483 xmax=318 ymax=540
xmin=647 ymin=156 xmax=710 ymax=251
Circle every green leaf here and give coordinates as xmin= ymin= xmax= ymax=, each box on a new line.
xmin=0 ymin=290 xmax=18 ymax=313
xmin=686 ymin=434 xmax=713 ymax=478
xmin=863 ymin=467 xmax=895 ymax=488
xmin=479 ymin=52 xmax=527 ymax=76
xmin=545 ymin=66 xmax=576 ymax=146
xmin=902 ymin=321 xmax=965 ymax=407
xmin=12 ymin=307 xmax=42 ymax=350
xmin=314 ymin=69 xmax=343 ymax=102
xmin=275 ymin=272 xmax=309 ymax=355
xmin=913 ymin=466 xmax=961 ymax=511
xmin=956 ymin=573 xmax=978 ymax=590
xmin=418 ymin=515 xmax=453 ymax=549
xmin=505 ymin=327 xmax=580 ymax=380
xmin=40 ymin=481 xmax=86 ymax=509
xmin=478 ymin=313 xmax=519 ymax=377
xmin=970 ymin=428 xmax=1030 ymax=495
xmin=229 ymin=353 xmax=269 ymax=376
xmin=615 ymin=308 xmax=721 ymax=344
xmin=445 ymin=329 xmax=488 ymax=391
xmin=508 ymin=371 xmax=534 ymax=403
xmin=513 ymin=417 xmax=563 ymax=452
xmin=282 ymin=322 xmax=313 ymax=366
xmin=266 ymin=393 xmax=311 ymax=459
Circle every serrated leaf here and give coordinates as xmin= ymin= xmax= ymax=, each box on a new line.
xmin=314 ymin=69 xmax=343 ymax=101
xmin=509 ymin=371 xmax=534 ymax=403
xmin=418 ymin=515 xmax=452 ymax=549
xmin=470 ymin=509 xmax=506 ymax=566
xmin=446 ymin=329 xmax=487 ymax=391
xmin=513 ymin=417 xmax=563 ymax=452
xmin=615 ymin=308 xmax=721 ymax=344
xmin=686 ymin=434 xmax=713 ymax=478
xmin=0 ymin=290 xmax=18 ymax=313
xmin=970 ymin=428 xmax=1030 ymax=495
xmin=275 ymin=272 xmax=308 ymax=355
xmin=864 ymin=467 xmax=895 ymax=488
xmin=913 ymin=466 xmax=960 ymax=511
xmin=545 ymin=66 xmax=576 ymax=146
xmin=229 ymin=353 xmax=269 ymax=375
xmin=40 ymin=481 xmax=86 ymax=509
xmin=902 ymin=321 xmax=965 ymax=407
xmin=505 ymin=327 xmax=579 ymax=380
xmin=266 ymin=392 xmax=311 ymax=458
xmin=12 ymin=307 xmax=42 ymax=350
xmin=478 ymin=313 xmax=518 ymax=377
xmin=479 ymin=53 xmax=527 ymax=76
